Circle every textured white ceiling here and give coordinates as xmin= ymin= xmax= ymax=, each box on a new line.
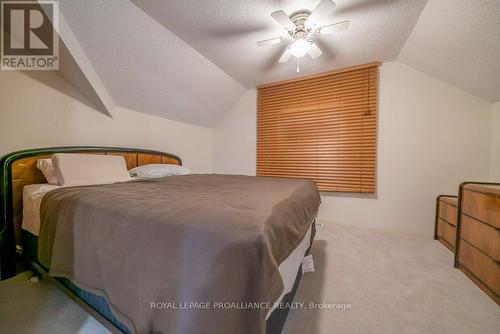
xmin=131 ymin=0 xmax=428 ymax=88
xmin=57 ymin=40 xmax=111 ymax=115
xmin=58 ymin=0 xmax=245 ymax=127
xmin=398 ymin=0 xmax=500 ymax=102
xmin=55 ymin=11 xmax=115 ymax=117
xmin=2 ymin=9 xmax=112 ymax=116
xmin=56 ymin=0 xmax=498 ymax=128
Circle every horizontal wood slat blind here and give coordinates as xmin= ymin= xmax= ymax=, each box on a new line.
xmin=257 ymin=63 xmax=379 ymax=193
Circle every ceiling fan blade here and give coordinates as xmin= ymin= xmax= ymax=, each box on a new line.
xmin=278 ymin=48 xmax=292 ymax=63
xmin=308 ymin=42 xmax=323 ymax=59
xmin=318 ymin=20 xmax=350 ymax=35
xmin=271 ymin=10 xmax=295 ymax=31
xmin=306 ymin=0 xmax=337 ymax=28
xmin=256 ymin=37 xmax=283 ymax=47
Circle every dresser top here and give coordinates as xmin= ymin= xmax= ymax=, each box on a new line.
xmin=463 ymin=183 xmax=500 ymax=196
xmin=440 ymin=196 xmax=458 ymax=206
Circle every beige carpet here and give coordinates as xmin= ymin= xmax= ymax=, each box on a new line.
xmin=0 ymin=271 xmax=110 ymax=334
xmin=283 ymin=223 xmax=500 ymax=334
xmin=1 ymin=224 xmax=498 ymax=333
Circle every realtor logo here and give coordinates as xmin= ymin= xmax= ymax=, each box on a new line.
xmin=1 ymin=0 xmax=59 ymax=70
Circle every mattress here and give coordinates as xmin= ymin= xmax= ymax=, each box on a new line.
xmin=22 ymin=179 xmax=141 ymax=236
xmin=22 ymin=182 xmax=314 ymax=320
xmin=22 ymin=184 xmax=62 ymax=236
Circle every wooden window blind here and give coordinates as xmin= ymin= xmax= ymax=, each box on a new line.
xmin=257 ymin=62 xmax=379 ymax=193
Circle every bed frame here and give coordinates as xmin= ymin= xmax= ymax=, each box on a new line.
xmin=0 ymin=146 xmax=313 ymax=334
xmin=0 ymin=146 xmax=182 ymax=281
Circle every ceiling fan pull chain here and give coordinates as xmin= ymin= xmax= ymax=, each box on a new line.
xmin=297 ymin=57 xmax=300 ymax=73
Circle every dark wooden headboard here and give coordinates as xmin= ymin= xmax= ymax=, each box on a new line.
xmin=0 ymin=146 xmax=182 ymax=279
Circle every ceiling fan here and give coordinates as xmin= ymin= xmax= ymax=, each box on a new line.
xmin=257 ymin=0 xmax=349 ymax=72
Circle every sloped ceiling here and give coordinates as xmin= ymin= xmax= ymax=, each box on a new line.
xmin=1 ymin=0 xmax=112 ymax=116
xmin=398 ymin=0 xmax=500 ymax=103
xmin=54 ymin=0 xmax=499 ymax=128
xmin=55 ymin=11 xmax=115 ymax=117
xmin=57 ymin=40 xmax=112 ymax=115
xmin=132 ymin=0 xmax=428 ymax=88
xmin=58 ymin=0 xmax=245 ymax=127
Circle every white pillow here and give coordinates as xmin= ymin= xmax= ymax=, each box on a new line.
xmin=52 ymin=153 xmax=131 ymax=186
xmin=36 ymin=158 xmax=60 ymax=185
xmin=129 ymin=164 xmax=191 ymax=178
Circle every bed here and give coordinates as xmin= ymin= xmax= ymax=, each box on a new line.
xmin=0 ymin=147 xmax=320 ymax=334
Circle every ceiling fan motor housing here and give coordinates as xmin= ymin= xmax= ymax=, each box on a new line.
xmin=289 ymin=11 xmax=313 ymax=39
xmin=257 ymin=1 xmax=350 ymax=66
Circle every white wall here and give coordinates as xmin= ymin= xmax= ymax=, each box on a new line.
xmin=490 ymin=102 xmax=500 ymax=181
xmin=213 ymin=90 xmax=257 ymax=175
xmin=0 ymin=70 xmax=213 ymax=173
xmin=212 ymin=61 xmax=492 ymax=236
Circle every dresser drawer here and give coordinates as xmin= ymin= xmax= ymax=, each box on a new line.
xmin=436 ymin=218 xmax=456 ymax=249
xmin=461 ymin=215 xmax=500 ymax=261
xmin=462 ymin=189 xmax=500 ymax=229
xmin=438 ymin=200 xmax=457 ymax=225
xmin=459 ymin=241 xmax=500 ymax=296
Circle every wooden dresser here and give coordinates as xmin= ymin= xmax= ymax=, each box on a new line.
xmin=435 ymin=195 xmax=458 ymax=252
xmin=455 ymin=183 xmax=500 ymax=305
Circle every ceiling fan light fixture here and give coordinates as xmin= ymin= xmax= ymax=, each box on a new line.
xmin=258 ymin=1 xmax=349 ymax=70
xmin=289 ymin=38 xmax=312 ymax=58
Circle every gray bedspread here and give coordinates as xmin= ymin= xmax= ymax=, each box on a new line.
xmin=38 ymin=174 xmax=320 ymax=334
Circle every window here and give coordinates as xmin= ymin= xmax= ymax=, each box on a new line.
xmin=257 ymin=62 xmax=379 ymax=193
